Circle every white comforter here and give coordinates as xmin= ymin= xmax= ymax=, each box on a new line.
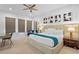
xmin=29 ymin=33 xmax=63 ymax=47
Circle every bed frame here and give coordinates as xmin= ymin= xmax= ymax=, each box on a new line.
xmin=28 ymin=29 xmax=63 ymax=54
xmin=27 ymin=37 xmax=63 ymax=54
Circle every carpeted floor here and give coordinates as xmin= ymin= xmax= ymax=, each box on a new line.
xmin=0 ymin=33 xmax=79 ymax=54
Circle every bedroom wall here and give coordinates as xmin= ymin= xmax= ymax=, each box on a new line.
xmin=63 ymin=24 xmax=79 ymax=40
xmin=40 ymin=4 xmax=79 ymax=24
xmin=39 ymin=5 xmax=79 ymax=40
xmin=42 ymin=24 xmax=79 ymax=40
xmin=0 ymin=11 xmax=26 ymax=35
xmin=0 ymin=11 xmax=37 ymax=35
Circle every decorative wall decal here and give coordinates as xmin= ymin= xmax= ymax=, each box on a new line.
xmin=43 ymin=12 xmax=72 ymax=24
xmin=59 ymin=20 xmax=61 ymax=22
xmin=58 ymin=14 xmax=61 ymax=22
xmin=43 ymin=22 xmax=47 ymax=24
xmin=69 ymin=17 xmax=72 ymax=21
xmin=55 ymin=20 xmax=57 ymax=22
xmin=45 ymin=22 xmax=47 ymax=23
xmin=45 ymin=18 xmax=47 ymax=20
xmin=59 ymin=14 xmax=61 ymax=18
xmin=63 ymin=13 xmax=68 ymax=21
xmin=43 ymin=18 xmax=45 ymax=20
xmin=64 ymin=14 xmax=66 ymax=16
xmin=64 ymin=16 xmax=66 ymax=19
xmin=50 ymin=20 xmax=53 ymax=23
xmin=64 ymin=12 xmax=72 ymax=21
xmin=55 ymin=15 xmax=57 ymax=19
xmin=43 ymin=22 xmax=45 ymax=24
xmin=64 ymin=19 xmax=68 ymax=21
xmin=68 ymin=12 xmax=72 ymax=21
xmin=51 ymin=16 xmax=53 ymax=18
xmin=68 ymin=12 xmax=71 ymax=16
xmin=55 ymin=15 xmax=58 ymax=22
xmin=64 ymin=16 xmax=68 ymax=21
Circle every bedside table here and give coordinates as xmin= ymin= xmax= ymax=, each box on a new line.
xmin=76 ymin=41 xmax=79 ymax=49
xmin=63 ymin=38 xmax=79 ymax=49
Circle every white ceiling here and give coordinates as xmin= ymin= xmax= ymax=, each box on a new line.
xmin=0 ymin=4 xmax=68 ymax=18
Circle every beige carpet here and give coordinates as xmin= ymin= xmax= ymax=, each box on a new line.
xmin=0 ymin=33 xmax=79 ymax=54
xmin=0 ymin=33 xmax=42 ymax=54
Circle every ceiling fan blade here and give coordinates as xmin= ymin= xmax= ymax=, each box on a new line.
xmin=23 ymin=8 xmax=29 ymax=10
xmin=32 ymin=8 xmax=38 ymax=10
xmin=23 ymin=4 xmax=29 ymax=7
xmin=23 ymin=4 xmax=37 ymax=13
xmin=30 ymin=4 xmax=36 ymax=8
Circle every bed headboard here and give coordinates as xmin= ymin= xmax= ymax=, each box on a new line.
xmin=44 ymin=28 xmax=63 ymax=35
xmin=44 ymin=24 xmax=63 ymax=30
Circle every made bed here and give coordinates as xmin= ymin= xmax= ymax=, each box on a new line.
xmin=28 ymin=29 xmax=63 ymax=54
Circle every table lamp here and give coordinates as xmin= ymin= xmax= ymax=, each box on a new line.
xmin=39 ymin=26 xmax=43 ymax=32
xmin=68 ymin=27 xmax=75 ymax=39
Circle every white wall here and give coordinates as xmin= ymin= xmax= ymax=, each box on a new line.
xmin=0 ymin=11 xmax=36 ymax=35
xmin=40 ymin=5 xmax=79 ymax=23
xmin=0 ymin=12 xmax=5 ymax=36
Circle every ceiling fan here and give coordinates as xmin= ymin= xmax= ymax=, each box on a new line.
xmin=23 ymin=4 xmax=38 ymax=13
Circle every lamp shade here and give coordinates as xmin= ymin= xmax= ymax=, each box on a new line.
xmin=68 ymin=27 xmax=75 ymax=32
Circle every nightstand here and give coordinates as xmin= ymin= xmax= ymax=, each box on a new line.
xmin=76 ymin=41 xmax=79 ymax=49
xmin=63 ymin=38 xmax=79 ymax=49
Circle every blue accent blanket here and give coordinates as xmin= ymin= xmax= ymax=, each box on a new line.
xmin=32 ymin=33 xmax=58 ymax=47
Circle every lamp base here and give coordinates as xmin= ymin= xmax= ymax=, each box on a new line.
xmin=70 ymin=32 xmax=73 ymax=39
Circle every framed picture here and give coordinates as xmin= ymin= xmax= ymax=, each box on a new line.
xmin=43 ymin=22 xmax=47 ymax=24
xmin=51 ymin=16 xmax=53 ymax=19
xmin=68 ymin=12 xmax=71 ymax=16
xmin=55 ymin=20 xmax=58 ymax=22
xmin=68 ymin=12 xmax=72 ymax=21
xmin=55 ymin=15 xmax=57 ymax=19
xmin=59 ymin=14 xmax=61 ymax=18
xmin=43 ymin=12 xmax=72 ymax=24
xmin=50 ymin=20 xmax=53 ymax=23
xmin=63 ymin=14 xmax=66 ymax=17
xmin=45 ymin=18 xmax=47 ymax=20
xmin=43 ymin=18 xmax=45 ymax=20
xmin=69 ymin=17 xmax=72 ymax=21
xmin=64 ymin=12 xmax=72 ymax=21
xmin=43 ymin=22 xmax=45 ymax=24
xmin=63 ymin=13 xmax=68 ymax=21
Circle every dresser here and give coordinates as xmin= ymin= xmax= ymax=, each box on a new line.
xmin=63 ymin=38 xmax=79 ymax=49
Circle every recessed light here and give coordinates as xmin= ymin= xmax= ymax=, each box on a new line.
xmin=9 ymin=8 xmax=12 ymax=11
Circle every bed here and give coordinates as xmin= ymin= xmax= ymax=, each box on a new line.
xmin=28 ymin=29 xmax=63 ymax=54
